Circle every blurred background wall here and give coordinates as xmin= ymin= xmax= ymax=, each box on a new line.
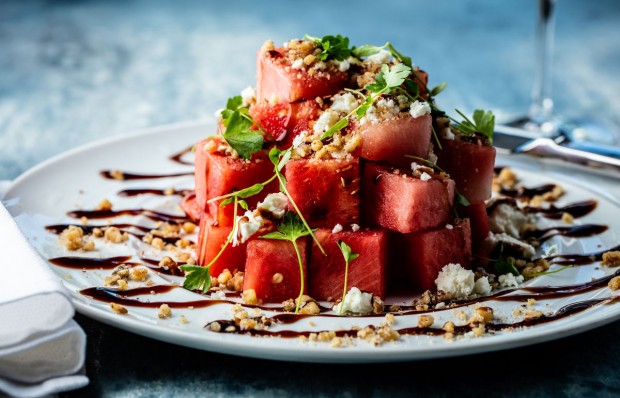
xmin=1 ymin=0 xmax=619 ymax=179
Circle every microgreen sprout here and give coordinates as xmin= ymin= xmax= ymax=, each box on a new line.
xmin=336 ymin=240 xmax=360 ymax=315
xmin=261 ymin=212 xmax=316 ymax=313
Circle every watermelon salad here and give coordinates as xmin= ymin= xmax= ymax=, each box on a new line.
xmin=179 ymin=35 xmax=528 ymax=315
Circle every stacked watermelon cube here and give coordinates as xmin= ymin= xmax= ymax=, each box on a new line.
xmin=183 ymin=38 xmax=496 ymax=304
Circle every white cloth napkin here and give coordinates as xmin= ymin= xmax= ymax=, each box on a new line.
xmin=0 ymin=185 xmax=89 ymax=398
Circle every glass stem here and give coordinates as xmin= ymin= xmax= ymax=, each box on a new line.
xmin=529 ymin=0 xmax=556 ymax=124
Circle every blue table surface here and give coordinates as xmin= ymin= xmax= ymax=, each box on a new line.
xmin=2 ymin=0 xmax=620 ymax=397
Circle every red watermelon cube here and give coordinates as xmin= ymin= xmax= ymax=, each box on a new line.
xmin=395 ymin=218 xmax=472 ymax=291
xmin=458 ymin=202 xmax=489 ymax=247
xmin=309 ymin=228 xmax=388 ymax=301
xmin=194 ymin=137 xmax=278 ymax=226
xmin=243 ymin=238 xmax=309 ymax=303
xmin=360 ymin=115 xmax=432 ymax=168
xmin=361 ymin=162 xmax=455 ymax=234
xmin=437 ymin=137 xmax=496 ymax=204
xmin=180 ymin=191 xmax=203 ymax=223
xmin=256 ymin=47 xmax=349 ymax=103
xmin=248 ymin=101 xmax=291 ymax=142
xmin=284 ymin=157 xmax=360 ymax=228
xmin=196 ymin=215 xmax=246 ymax=277
xmin=249 ymin=99 xmax=322 ymax=148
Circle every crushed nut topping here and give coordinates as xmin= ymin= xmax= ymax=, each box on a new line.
xmin=158 ymin=304 xmax=172 ymax=319
xmin=110 ymin=302 xmax=127 ymax=314
xmin=602 ymin=251 xmax=620 ymax=267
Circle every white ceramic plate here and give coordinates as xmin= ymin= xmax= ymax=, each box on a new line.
xmin=4 ymin=121 xmax=620 ymax=363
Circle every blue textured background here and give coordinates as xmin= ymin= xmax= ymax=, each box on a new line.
xmin=1 ymin=0 xmax=619 ymax=180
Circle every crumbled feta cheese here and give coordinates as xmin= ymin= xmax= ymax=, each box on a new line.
xmin=233 ymin=211 xmax=262 ymax=246
xmin=240 ymin=86 xmax=256 ymax=106
xmin=335 ymin=58 xmax=351 ymax=72
xmin=498 ymin=273 xmax=525 ymax=288
xmin=446 ymin=224 xmax=454 ymax=230
xmin=427 ymin=147 xmax=438 ymax=164
xmin=210 ymin=290 xmax=226 ymax=300
xmin=257 ymin=193 xmax=288 ymax=219
xmin=435 ymin=263 xmax=475 ymax=299
xmin=376 ymin=98 xmax=400 ymax=117
xmin=359 ymin=105 xmax=379 ymax=125
xmin=313 ymin=109 xmax=340 ymax=134
xmin=411 ymin=162 xmax=422 ymax=171
xmin=332 ymin=287 xmax=373 ymax=315
xmin=332 ymin=224 xmax=343 ymax=234
xmin=292 ymin=131 xmax=308 ymax=148
xmin=351 ymin=224 xmax=360 ymax=232
xmin=330 ymin=92 xmax=359 ymax=114
xmin=365 ymin=49 xmax=391 ymax=65
xmin=473 ymin=276 xmax=492 ymax=295
xmin=488 ymin=202 xmax=533 ymax=239
xmin=291 ymin=59 xmax=304 ymax=70
xmin=314 ymin=61 xmax=326 ymax=70
xmin=409 ymin=100 xmax=431 ymax=118
xmin=443 ymin=128 xmax=456 ymax=140
xmin=420 ymin=172 xmax=432 ymax=182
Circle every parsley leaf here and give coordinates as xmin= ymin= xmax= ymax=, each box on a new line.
xmin=261 ymin=211 xmax=314 ymax=241
xmin=261 ymin=212 xmax=316 ymax=313
xmin=222 ymin=111 xmax=264 ymax=160
xmin=451 ymin=109 xmax=495 ymax=144
xmin=336 ymin=240 xmax=360 ymax=315
xmin=179 ymin=265 xmax=212 ymax=293
xmin=221 ymin=95 xmax=243 ymax=124
xmin=306 ymin=34 xmax=352 ymax=61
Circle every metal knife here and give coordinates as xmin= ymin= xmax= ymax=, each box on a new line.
xmin=493 ymin=125 xmax=620 ymax=176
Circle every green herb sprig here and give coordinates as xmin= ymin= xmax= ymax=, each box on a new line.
xmin=336 ymin=240 xmax=360 ymax=315
xmin=268 ymin=147 xmax=325 ymax=255
xmin=179 ymin=265 xmax=212 ymax=293
xmin=219 ymin=95 xmax=264 ymax=160
xmin=450 ymin=109 xmax=495 ymax=145
xmin=304 ymin=34 xmax=352 ymax=61
xmin=261 ymin=212 xmax=316 ymax=313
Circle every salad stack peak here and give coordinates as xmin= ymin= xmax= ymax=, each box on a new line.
xmin=181 ymin=35 xmax=499 ymax=314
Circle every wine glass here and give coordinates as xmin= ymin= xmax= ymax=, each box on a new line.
xmin=507 ymin=0 xmax=620 ymax=148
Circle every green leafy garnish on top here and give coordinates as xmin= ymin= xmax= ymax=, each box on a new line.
xmin=218 ymin=95 xmax=264 ymax=160
xmin=179 ymin=264 xmax=212 ymax=293
xmin=304 ymin=34 xmax=352 ymax=62
xmin=261 ymin=211 xmax=316 ymax=314
xmin=336 ymin=240 xmax=360 ymax=315
xmin=223 ymin=111 xmax=264 ymax=160
xmin=451 ymin=109 xmax=495 ymax=145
